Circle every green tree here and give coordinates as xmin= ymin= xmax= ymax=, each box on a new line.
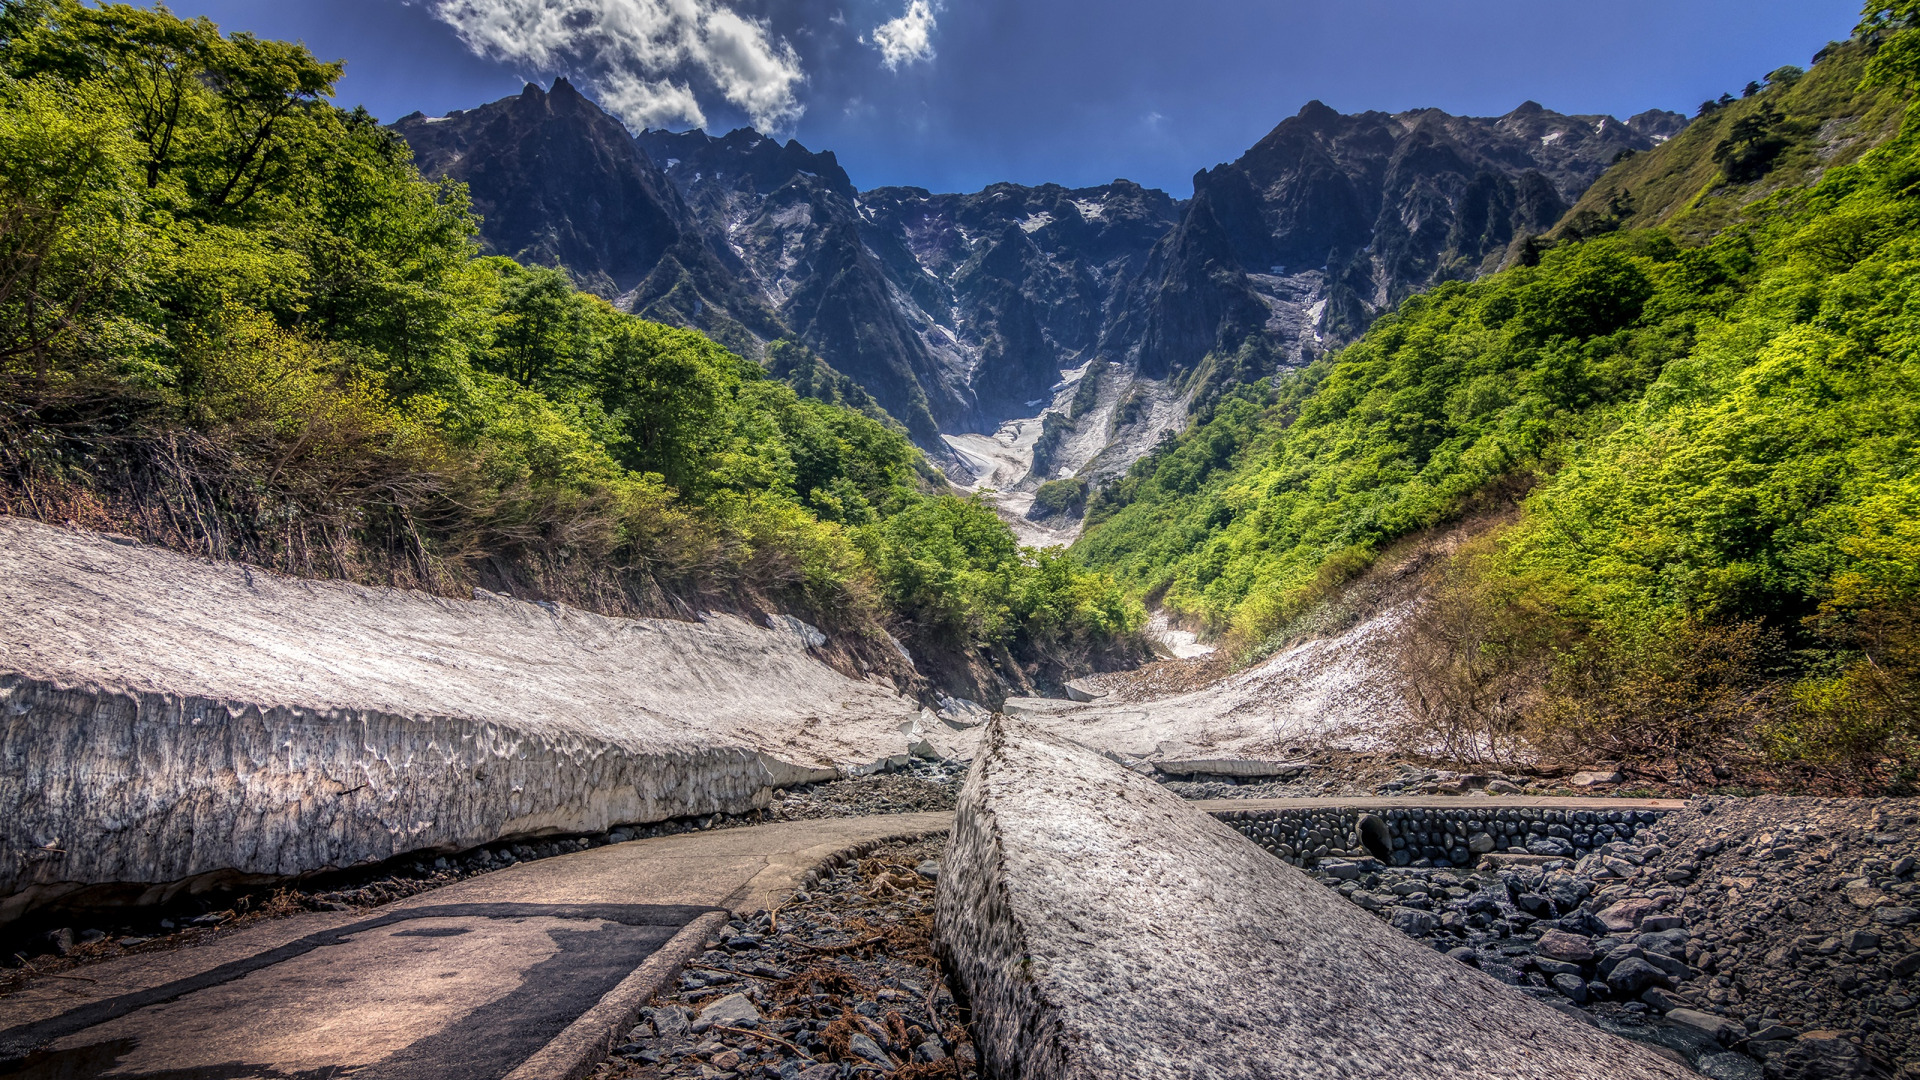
xmin=1712 ymin=104 xmax=1790 ymax=183
xmin=1 ymin=1 xmax=220 ymax=189
xmin=0 ymin=73 xmax=141 ymax=367
xmin=193 ymin=30 xmax=342 ymax=213
xmin=484 ymin=264 xmax=590 ymax=390
xmin=1864 ymin=1 xmax=1920 ymax=91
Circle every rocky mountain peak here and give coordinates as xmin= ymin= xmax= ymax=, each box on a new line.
xmin=639 ymin=127 xmax=857 ymax=200
xmin=395 ymin=86 xmax=1688 ymax=536
xmin=394 ymin=80 xmax=694 ymax=298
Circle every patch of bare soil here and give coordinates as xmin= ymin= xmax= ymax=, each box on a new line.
xmin=1082 ymin=652 xmax=1231 ymax=702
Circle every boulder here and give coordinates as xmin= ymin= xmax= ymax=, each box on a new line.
xmin=1664 ymin=1009 xmax=1739 ymax=1043
xmin=1606 ymin=957 xmax=1668 ymax=997
xmin=1514 ymin=891 xmax=1554 ymax=918
xmin=1572 ymin=770 xmax=1624 ymax=787
xmin=846 ymin=1033 xmax=895 ymax=1068
xmin=1639 ymin=988 xmax=1691 ymax=1013
xmin=1536 ymin=930 xmax=1598 ymax=964
xmin=1389 ymin=907 xmax=1439 ymax=937
xmin=1597 ymin=898 xmax=1663 ymax=933
xmin=698 ymin=993 xmax=762 ymax=1027
xmin=935 ymin=716 xmax=1698 ymax=1080
xmin=1761 ymin=1031 xmax=1874 ymax=1080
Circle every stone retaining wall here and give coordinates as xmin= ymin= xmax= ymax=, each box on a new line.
xmin=1213 ymin=804 xmax=1677 ymax=868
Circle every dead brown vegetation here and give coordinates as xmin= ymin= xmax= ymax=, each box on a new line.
xmin=1384 ymin=526 xmax=1791 ymax=785
xmin=0 ymin=351 xmax=925 ymax=693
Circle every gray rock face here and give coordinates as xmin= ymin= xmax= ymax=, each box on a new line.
xmin=934 ymin=716 xmax=1697 ymax=1079
xmin=0 ymin=520 xmax=932 ymax=923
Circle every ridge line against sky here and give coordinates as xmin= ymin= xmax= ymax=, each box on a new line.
xmin=170 ymin=0 xmax=1860 ymax=195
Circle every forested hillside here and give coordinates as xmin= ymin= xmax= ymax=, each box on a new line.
xmin=0 ymin=0 xmax=1142 ymax=700
xmin=1075 ymin=22 xmax=1920 ymax=785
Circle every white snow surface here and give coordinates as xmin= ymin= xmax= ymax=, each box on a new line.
xmin=0 ymin=518 xmax=953 ymax=913
xmin=1006 ymin=606 xmax=1408 ymax=763
xmin=1148 ymin=612 xmax=1214 ymax=660
xmin=0 ymin=518 xmax=929 ymax=773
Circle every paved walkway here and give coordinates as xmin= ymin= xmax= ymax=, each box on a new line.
xmin=0 ymin=814 xmax=949 ymax=1080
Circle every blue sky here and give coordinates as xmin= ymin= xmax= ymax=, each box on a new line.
xmin=169 ymin=0 xmax=1863 ymax=195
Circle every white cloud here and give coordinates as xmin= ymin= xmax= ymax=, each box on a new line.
xmin=872 ymin=0 xmax=936 ymax=71
xmin=596 ymin=69 xmax=708 ymax=129
xmin=424 ymin=0 xmax=806 ymax=130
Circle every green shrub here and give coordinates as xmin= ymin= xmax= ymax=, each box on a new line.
xmin=1029 ymin=477 xmax=1086 ymax=519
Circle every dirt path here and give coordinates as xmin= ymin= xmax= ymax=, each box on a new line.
xmin=0 ymin=815 xmax=949 ymax=1080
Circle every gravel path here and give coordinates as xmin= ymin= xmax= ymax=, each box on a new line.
xmin=769 ymin=763 xmax=968 ymax=820
xmin=595 ymin=836 xmax=974 ymax=1080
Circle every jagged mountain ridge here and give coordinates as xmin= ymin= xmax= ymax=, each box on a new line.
xmin=636 ymin=127 xmax=964 ymax=441
xmin=394 ymin=86 xmax=1685 ymax=511
xmin=392 ymin=81 xmax=790 ymax=370
xmin=1112 ymin=101 xmax=1689 ymax=391
xmin=857 ymin=181 xmax=1180 ymax=425
xmin=636 ymin=128 xmax=1183 ymax=441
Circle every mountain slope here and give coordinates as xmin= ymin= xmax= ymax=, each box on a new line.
xmin=1555 ymin=41 xmax=1902 ymax=241
xmin=1070 ymin=32 xmax=1920 ymax=781
xmin=393 ymin=82 xmax=786 ymax=361
xmin=1074 ymin=60 xmax=1886 ymax=640
xmin=396 ymin=90 xmax=1681 ymax=533
xmin=394 ymin=81 xmax=680 ymax=296
xmin=1110 ymin=101 xmax=1687 ymax=392
xmin=638 ymin=128 xmax=1186 ymax=449
xmin=636 ymin=128 xmax=960 ymax=441
xmin=858 ymin=180 xmax=1181 ymax=425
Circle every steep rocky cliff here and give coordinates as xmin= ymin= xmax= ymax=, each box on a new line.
xmin=856 ymin=181 xmax=1180 ymax=427
xmin=393 ymin=81 xmax=786 ymax=360
xmin=1111 ymin=102 xmax=1687 ymax=396
xmin=395 ymin=88 xmax=1683 ymax=522
xmin=636 ymin=127 xmax=961 ymax=441
xmin=629 ymin=130 xmax=1185 ymax=444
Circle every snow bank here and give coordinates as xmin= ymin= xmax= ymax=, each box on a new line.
xmin=0 ymin=519 xmax=942 ymax=923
